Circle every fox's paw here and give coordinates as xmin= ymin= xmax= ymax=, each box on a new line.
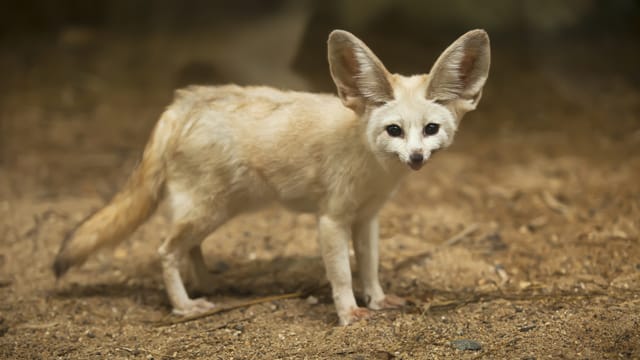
xmin=368 ymin=294 xmax=406 ymax=310
xmin=172 ymin=298 xmax=216 ymax=317
xmin=339 ymin=307 xmax=371 ymax=326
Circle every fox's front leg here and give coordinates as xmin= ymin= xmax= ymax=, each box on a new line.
xmin=353 ymin=216 xmax=406 ymax=310
xmin=318 ymin=215 xmax=370 ymax=325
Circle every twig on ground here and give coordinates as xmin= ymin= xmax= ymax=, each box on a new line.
xmin=443 ymin=223 xmax=479 ymax=247
xmin=541 ymin=191 xmax=570 ymax=216
xmin=17 ymin=321 xmax=59 ymax=330
xmin=156 ymin=291 xmax=304 ymax=326
xmin=393 ymin=223 xmax=479 ymax=272
xmin=441 ymin=224 xmax=478 ymax=246
xmin=418 ymin=288 xmax=613 ymax=315
xmin=392 ymin=251 xmax=433 ymax=272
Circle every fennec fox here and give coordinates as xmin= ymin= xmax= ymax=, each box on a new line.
xmin=54 ymin=29 xmax=490 ymax=325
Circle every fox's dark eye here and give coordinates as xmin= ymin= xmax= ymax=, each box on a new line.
xmin=424 ymin=123 xmax=440 ymax=136
xmin=385 ymin=124 xmax=403 ymax=137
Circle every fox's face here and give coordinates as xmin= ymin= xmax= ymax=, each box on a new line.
xmin=328 ymin=30 xmax=490 ymax=171
xmin=365 ymin=76 xmax=458 ymax=170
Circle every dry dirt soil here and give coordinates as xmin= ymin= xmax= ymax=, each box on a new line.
xmin=1 ymin=30 xmax=639 ymax=359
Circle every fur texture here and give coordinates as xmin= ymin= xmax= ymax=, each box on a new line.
xmin=53 ymin=29 xmax=490 ymax=325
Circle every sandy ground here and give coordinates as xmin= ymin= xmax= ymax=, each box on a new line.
xmin=1 ymin=28 xmax=639 ymax=359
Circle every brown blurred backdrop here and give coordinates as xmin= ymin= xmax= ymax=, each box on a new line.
xmin=1 ymin=3 xmax=640 ymax=358
xmin=0 ymin=0 xmax=638 ymax=194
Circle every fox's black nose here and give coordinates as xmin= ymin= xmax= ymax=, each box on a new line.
xmin=410 ymin=153 xmax=423 ymax=164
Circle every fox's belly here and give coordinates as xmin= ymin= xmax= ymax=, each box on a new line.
xmin=229 ymin=191 xmax=319 ymax=215
xmin=279 ymin=197 xmax=319 ymax=213
xmin=225 ymin=164 xmax=324 ymax=215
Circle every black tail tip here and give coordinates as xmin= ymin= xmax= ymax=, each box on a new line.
xmin=52 ymin=256 xmax=71 ymax=278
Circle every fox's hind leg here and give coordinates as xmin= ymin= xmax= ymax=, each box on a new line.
xmin=187 ymin=245 xmax=219 ymax=294
xmin=158 ymin=188 xmax=229 ymax=316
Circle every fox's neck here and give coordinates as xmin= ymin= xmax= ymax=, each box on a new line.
xmin=344 ymin=113 xmax=411 ymax=191
xmin=353 ymin=117 xmax=411 ymax=181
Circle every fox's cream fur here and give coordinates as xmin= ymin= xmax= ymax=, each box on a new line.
xmin=54 ymin=30 xmax=490 ymax=325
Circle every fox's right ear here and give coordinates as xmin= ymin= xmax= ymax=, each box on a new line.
xmin=327 ymin=30 xmax=393 ymax=114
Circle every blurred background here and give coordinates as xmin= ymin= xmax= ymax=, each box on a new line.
xmin=1 ymin=1 xmax=639 ymax=193
xmin=1 ymin=3 xmax=640 ymax=357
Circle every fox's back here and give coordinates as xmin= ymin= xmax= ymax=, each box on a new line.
xmin=168 ymin=84 xmax=355 ymax=145
xmin=160 ymin=85 xmax=374 ymax=212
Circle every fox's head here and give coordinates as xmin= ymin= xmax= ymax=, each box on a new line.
xmin=328 ymin=29 xmax=490 ymax=171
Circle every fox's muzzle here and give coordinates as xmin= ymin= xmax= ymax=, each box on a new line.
xmin=408 ymin=153 xmax=424 ymax=170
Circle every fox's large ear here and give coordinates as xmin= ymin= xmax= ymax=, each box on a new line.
xmin=328 ymin=30 xmax=394 ymax=114
xmin=427 ymin=29 xmax=490 ymax=116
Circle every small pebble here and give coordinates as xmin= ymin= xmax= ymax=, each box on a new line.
xmin=519 ymin=281 xmax=532 ymax=289
xmin=451 ymin=339 xmax=482 ymax=351
xmin=519 ymin=324 xmax=536 ymax=332
xmin=306 ymin=295 xmax=318 ymax=305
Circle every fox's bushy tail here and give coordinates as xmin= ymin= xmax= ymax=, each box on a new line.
xmin=53 ymin=119 xmax=172 ymax=278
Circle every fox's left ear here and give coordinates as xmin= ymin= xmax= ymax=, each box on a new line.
xmin=427 ymin=29 xmax=490 ymax=117
xmin=328 ymin=30 xmax=394 ymax=114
